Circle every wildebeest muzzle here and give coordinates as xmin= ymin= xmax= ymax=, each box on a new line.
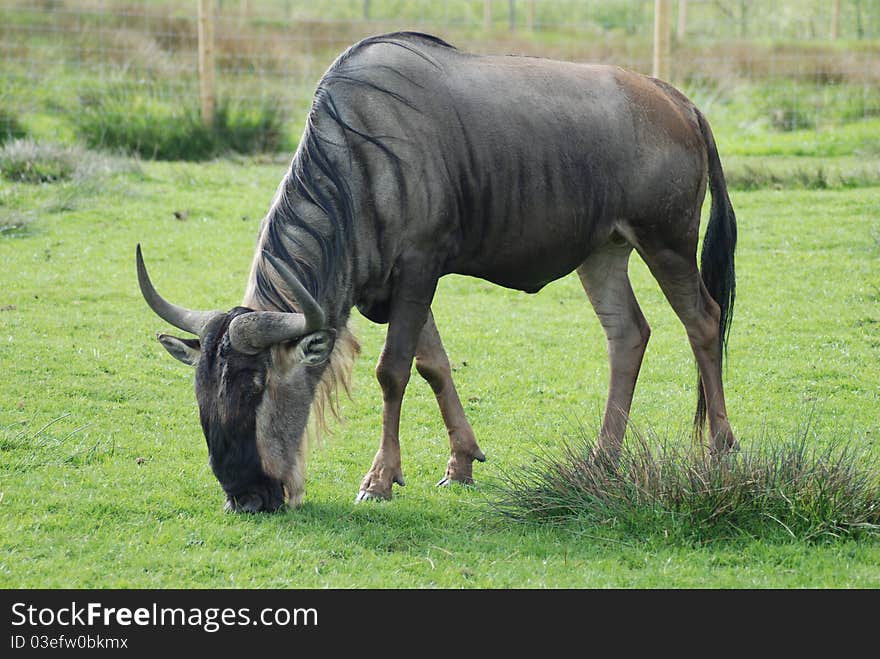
xmin=223 ymin=479 xmax=286 ymax=514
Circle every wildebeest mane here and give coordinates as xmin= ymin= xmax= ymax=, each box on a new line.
xmin=248 ymin=32 xmax=454 ymax=436
xmin=251 ymin=31 xmax=453 ymax=315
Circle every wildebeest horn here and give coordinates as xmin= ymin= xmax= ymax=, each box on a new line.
xmin=136 ymin=244 xmax=220 ymax=337
xmin=262 ymin=251 xmax=326 ymax=330
xmin=227 ymin=251 xmax=326 ymax=354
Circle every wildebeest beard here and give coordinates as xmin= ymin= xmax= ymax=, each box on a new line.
xmin=195 ymin=307 xmax=285 ymax=512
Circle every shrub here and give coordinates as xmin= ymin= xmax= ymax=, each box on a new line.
xmin=0 ymin=105 xmax=27 ymax=145
xmin=71 ymin=82 xmax=289 ymax=160
xmin=213 ymin=100 xmax=287 ymax=156
xmin=767 ymin=105 xmax=816 ymax=132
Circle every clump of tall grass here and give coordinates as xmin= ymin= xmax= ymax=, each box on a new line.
xmin=491 ymin=423 xmax=880 ymax=542
xmin=71 ymin=82 xmax=289 ymax=160
xmin=753 ymin=80 xmax=880 ymax=132
xmin=1 ymin=139 xmax=77 ymax=183
xmin=0 ymin=138 xmax=138 ymax=184
xmin=0 ymin=210 xmax=34 ymax=237
xmin=725 ymin=161 xmax=880 ymax=190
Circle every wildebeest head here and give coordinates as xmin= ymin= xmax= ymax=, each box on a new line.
xmin=136 ymin=245 xmax=335 ymax=513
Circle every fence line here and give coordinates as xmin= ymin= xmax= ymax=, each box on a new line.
xmin=2 ymin=0 xmax=879 ymax=150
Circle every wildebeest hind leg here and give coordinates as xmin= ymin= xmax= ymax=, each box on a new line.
xmin=357 ymin=255 xmax=439 ymax=502
xmin=415 ymin=310 xmax=486 ymax=487
xmin=636 ymin=243 xmax=737 ymax=455
xmin=577 ymin=241 xmax=651 ymax=467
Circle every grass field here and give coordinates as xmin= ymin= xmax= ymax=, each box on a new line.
xmin=1 ymin=150 xmax=879 ymax=587
xmin=1 ymin=0 xmax=879 ymax=589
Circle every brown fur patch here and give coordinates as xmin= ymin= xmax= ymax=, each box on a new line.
xmin=617 ymin=69 xmax=702 ymax=149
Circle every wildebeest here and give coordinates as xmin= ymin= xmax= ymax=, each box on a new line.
xmin=137 ymin=32 xmax=737 ymax=513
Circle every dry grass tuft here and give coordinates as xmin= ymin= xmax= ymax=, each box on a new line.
xmin=0 ymin=138 xmax=138 ymax=183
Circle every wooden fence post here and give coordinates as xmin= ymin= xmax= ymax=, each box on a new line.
xmin=677 ymin=0 xmax=687 ymax=42
xmin=527 ymin=0 xmax=535 ymax=31
xmin=198 ymin=0 xmax=216 ymax=127
xmin=831 ymin=0 xmax=841 ymax=40
xmin=653 ymin=0 xmax=671 ymax=80
xmin=484 ymin=0 xmax=491 ymax=30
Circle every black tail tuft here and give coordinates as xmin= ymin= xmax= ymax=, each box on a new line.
xmin=694 ymin=110 xmax=737 ymax=436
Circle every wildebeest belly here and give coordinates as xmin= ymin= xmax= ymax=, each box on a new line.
xmin=447 ymin=208 xmax=613 ymax=293
xmin=454 ymin=249 xmax=588 ymax=294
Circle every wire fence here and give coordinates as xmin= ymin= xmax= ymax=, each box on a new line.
xmin=2 ymin=0 xmax=879 ymax=154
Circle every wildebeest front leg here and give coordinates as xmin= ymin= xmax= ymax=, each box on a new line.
xmin=414 ymin=310 xmax=486 ymax=486
xmin=356 ymin=257 xmax=438 ymax=502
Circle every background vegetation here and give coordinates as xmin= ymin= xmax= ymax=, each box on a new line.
xmin=1 ymin=1 xmax=879 ymax=158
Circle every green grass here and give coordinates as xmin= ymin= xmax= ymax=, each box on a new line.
xmin=1 ymin=156 xmax=879 ymax=588
xmin=0 ymin=139 xmax=140 ymax=235
xmin=716 ymin=118 xmax=880 ymax=158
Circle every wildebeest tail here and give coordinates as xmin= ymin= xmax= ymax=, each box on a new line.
xmin=694 ymin=109 xmax=737 ymax=436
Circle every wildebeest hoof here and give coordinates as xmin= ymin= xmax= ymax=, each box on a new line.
xmin=355 ymin=489 xmax=392 ymax=503
xmin=708 ymin=427 xmax=740 ymax=459
xmin=438 ymin=449 xmax=485 ymax=487
xmin=356 ymin=465 xmax=404 ymax=503
xmin=436 ymin=476 xmax=474 ymax=487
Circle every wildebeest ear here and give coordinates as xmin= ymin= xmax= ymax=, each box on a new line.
xmin=157 ymin=333 xmax=201 ymax=366
xmin=293 ymin=330 xmax=335 ymax=366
